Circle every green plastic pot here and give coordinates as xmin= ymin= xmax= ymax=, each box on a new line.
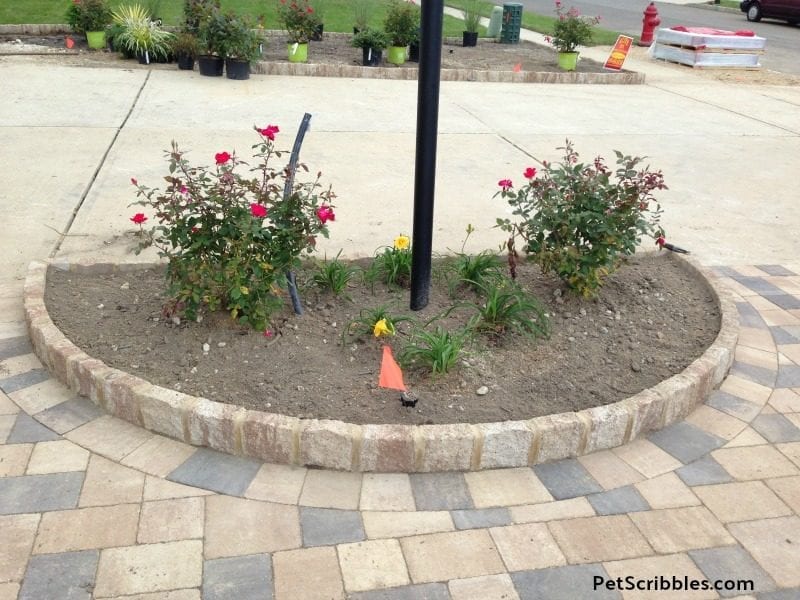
xmin=86 ymin=30 xmax=107 ymax=50
xmin=557 ymin=51 xmax=579 ymax=71
xmin=287 ymin=42 xmax=308 ymax=63
xmin=386 ymin=45 xmax=407 ymax=65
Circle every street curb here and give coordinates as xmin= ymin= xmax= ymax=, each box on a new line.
xmin=24 ymin=253 xmax=736 ymax=472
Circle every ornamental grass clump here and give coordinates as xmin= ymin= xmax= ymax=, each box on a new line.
xmin=130 ymin=124 xmax=336 ymax=331
xmin=495 ymin=140 xmax=666 ymax=298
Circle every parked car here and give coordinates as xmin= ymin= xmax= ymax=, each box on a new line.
xmin=740 ymin=0 xmax=800 ymax=24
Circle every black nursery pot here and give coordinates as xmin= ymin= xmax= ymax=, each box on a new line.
xmin=362 ymin=47 xmax=382 ymax=67
xmin=176 ymin=52 xmax=194 ymax=70
xmin=225 ymin=58 xmax=251 ymax=80
xmin=137 ymin=51 xmax=150 ymax=65
xmin=198 ymin=55 xmax=224 ymax=76
xmin=462 ymin=31 xmax=478 ymax=47
xmin=311 ymin=23 xmax=324 ymax=41
xmin=409 ymin=42 xmax=419 ymax=62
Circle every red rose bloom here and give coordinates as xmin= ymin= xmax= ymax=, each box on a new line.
xmin=250 ymin=203 xmax=268 ymax=218
xmin=130 ymin=213 xmax=147 ymax=225
xmin=258 ymin=125 xmax=280 ymax=141
xmin=523 ymin=167 xmax=537 ymax=179
xmin=316 ymin=205 xmax=335 ymax=224
xmin=498 ymin=179 xmax=513 ymax=191
xmin=215 ymin=151 xmax=231 ymax=165
xmin=131 ymin=177 xmax=138 ymax=186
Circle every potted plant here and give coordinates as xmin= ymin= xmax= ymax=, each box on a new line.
xmin=66 ymin=0 xmax=113 ymax=49
xmin=221 ymin=14 xmax=265 ymax=80
xmin=549 ymin=2 xmax=600 ymax=71
xmin=115 ymin=16 xmax=174 ymax=64
xmin=183 ymin=0 xmax=220 ymax=34
xmin=383 ymin=0 xmax=419 ymax=65
xmin=277 ymin=0 xmax=320 ymax=63
xmin=461 ymin=0 xmax=483 ymax=47
xmin=197 ymin=7 xmax=227 ymax=75
xmin=110 ymin=3 xmax=151 ymax=59
xmin=352 ymin=0 xmax=369 ymax=34
xmin=172 ymin=32 xmax=199 ymax=70
xmin=351 ymin=28 xmax=389 ymax=67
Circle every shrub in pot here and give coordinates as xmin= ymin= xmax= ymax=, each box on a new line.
xmin=110 ymin=3 xmax=150 ymax=59
xmin=351 ymin=28 xmax=389 ymax=67
xmin=277 ymin=0 xmax=320 ymax=63
xmin=548 ymin=3 xmax=600 ymax=71
xmin=197 ymin=7 xmax=227 ymax=75
xmin=460 ymin=0 xmax=483 ymax=47
xmin=66 ymin=0 xmax=113 ymax=49
xmin=221 ymin=14 xmax=265 ymax=80
xmin=383 ymin=0 xmax=419 ymax=65
xmin=183 ymin=0 xmax=220 ymax=35
xmin=172 ymin=32 xmax=199 ymax=70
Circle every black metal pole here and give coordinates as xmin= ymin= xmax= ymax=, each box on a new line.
xmin=410 ymin=0 xmax=444 ymax=311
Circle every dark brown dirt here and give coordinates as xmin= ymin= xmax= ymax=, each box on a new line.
xmin=45 ymin=253 xmax=720 ymax=425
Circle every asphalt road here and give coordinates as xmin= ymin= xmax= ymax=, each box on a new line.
xmin=515 ymin=0 xmax=800 ymax=74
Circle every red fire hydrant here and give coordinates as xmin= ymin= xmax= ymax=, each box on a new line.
xmin=639 ymin=2 xmax=660 ymax=47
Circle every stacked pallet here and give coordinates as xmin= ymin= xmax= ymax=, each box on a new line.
xmin=651 ymin=27 xmax=766 ymax=69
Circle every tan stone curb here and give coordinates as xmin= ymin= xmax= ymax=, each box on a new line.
xmin=24 ymin=253 xmax=736 ymax=472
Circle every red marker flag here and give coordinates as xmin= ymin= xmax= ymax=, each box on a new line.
xmin=512 ymin=62 xmax=522 ymax=72
xmin=65 ymin=36 xmax=75 ymax=49
xmin=379 ymin=345 xmax=406 ymax=391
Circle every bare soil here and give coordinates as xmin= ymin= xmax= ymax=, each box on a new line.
xmin=45 ymin=253 xmax=720 ymax=426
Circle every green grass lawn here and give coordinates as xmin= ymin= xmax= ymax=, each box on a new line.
xmin=0 ymin=0 xmax=477 ymax=36
xmin=0 ymin=0 xmax=622 ymax=43
xmin=445 ymin=0 xmax=625 ymax=46
xmin=717 ymin=0 xmax=740 ymax=9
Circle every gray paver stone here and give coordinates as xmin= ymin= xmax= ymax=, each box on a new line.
xmin=203 ymin=554 xmax=272 ymax=600
xmin=410 ymin=473 xmax=473 ymax=511
xmin=0 ymin=336 xmax=33 ymax=361
xmin=35 ymin=396 xmax=105 ymax=434
xmin=299 ymin=507 xmax=365 ymax=547
xmin=706 ymin=391 xmax=762 ymax=422
xmin=751 ymin=414 xmax=800 ymax=443
xmin=754 ymin=265 xmax=796 ymax=277
xmin=0 ymin=472 xmax=83 ymax=515
xmin=776 ymin=366 xmax=800 ymax=389
xmin=587 ymin=486 xmax=650 ymax=516
xmin=19 ymin=550 xmax=98 ymax=600
xmin=730 ymin=362 xmax=777 ymax=388
xmin=533 ymin=460 xmax=603 ymax=500
xmin=689 ymin=546 xmax=776 ymax=598
xmin=647 ymin=422 xmax=726 ymax=464
xmin=349 ymin=583 xmax=451 ymax=600
xmin=676 ymin=455 xmax=734 ymax=486
xmin=735 ymin=302 xmax=767 ymax=328
xmin=168 ymin=448 xmax=260 ymax=496
xmin=512 ymin=564 xmax=621 ymax=600
xmin=451 ymin=508 xmax=511 ymax=530
xmin=6 ymin=414 xmax=61 ymax=443
xmin=0 ymin=369 xmax=50 ymax=394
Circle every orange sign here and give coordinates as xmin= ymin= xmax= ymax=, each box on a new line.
xmin=604 ymin=35 xmax=634 ymax=71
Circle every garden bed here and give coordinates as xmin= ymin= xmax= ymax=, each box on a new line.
xmin=44 ymin=253 xmax=719 ymax=426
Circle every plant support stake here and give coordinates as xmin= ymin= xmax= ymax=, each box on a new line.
xmin=410 ymin=0 xmax=444 ymax=311
xmin=284 ymin=112 xmax=313 ymax=315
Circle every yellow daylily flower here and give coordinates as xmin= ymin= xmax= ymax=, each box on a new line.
xmin=240 ymin=286 xmax=249 ymax=295
xmin=394 ymin=235 xmax=410 ymax=250
xmin=373 ymin=318 xmax=395 ymax=337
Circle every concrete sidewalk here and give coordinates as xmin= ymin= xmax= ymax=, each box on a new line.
xmin=1 ymin=49 xmax=799 ymax=599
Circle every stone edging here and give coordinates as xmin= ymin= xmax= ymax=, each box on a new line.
xmin=24 ymin=253 xmax=736 ymax=472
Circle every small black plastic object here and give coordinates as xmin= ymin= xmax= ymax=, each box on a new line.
xmin=400 ymin=391 xmax=419 ymax=407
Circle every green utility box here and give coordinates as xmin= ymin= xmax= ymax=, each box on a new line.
xmin=500 ymin=3 xmax=523 ymax=44
xmin=487 ymin=6 xmax=503 ymax=38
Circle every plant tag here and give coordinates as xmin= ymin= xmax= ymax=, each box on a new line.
xmin=367 ymin=48 xmax=372 ymax=61
xmin=291 ymin=42 xmax=298 ymax=55
xmin=145 ymin=50 xmax=149 ymax=64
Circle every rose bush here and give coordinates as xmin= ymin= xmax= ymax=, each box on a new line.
xmin=495 ymin=140 xmax=666 ymax=298
xmin=131 ymin=124 xmax=336 ymax=330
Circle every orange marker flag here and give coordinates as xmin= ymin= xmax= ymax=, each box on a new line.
xmin=379 ymin=345 xmax=406 ymax=392
xmin=512 ymin=62 xmax=522 ymax=72
xmin=65 ymin=36 xmax=75 ymax=49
